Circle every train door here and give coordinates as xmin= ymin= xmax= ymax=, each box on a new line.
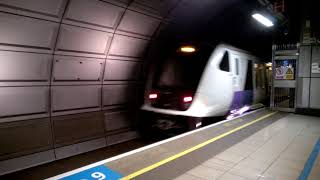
xmin=230 ymin=54 xmax=242 ymax=91
xmin=253 ymin=63 xmax=267 ymax=103
xmin=229 ymin=53 xmax=249 ymax=109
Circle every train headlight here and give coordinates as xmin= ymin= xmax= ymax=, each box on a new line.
xmin=180 ymin=46 xmax=196 ymax=53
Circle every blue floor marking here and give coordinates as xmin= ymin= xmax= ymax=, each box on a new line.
xmin=298 ymin=137 xmax=320 ymax=180
xmin=60 ymin=165 xmax=123 ymax=180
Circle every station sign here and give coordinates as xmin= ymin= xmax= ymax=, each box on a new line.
xmin=312 ymin=63 xmax=320 ymax=73
xmin=275 ymin=65 xmax=294 ymax=80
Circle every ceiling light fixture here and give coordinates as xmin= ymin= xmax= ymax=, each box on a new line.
xmin=252 ymin=13 xmax=274 ymax=27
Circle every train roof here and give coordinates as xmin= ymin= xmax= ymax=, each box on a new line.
xmin=216 ymin=43 xmax=263 ymax=61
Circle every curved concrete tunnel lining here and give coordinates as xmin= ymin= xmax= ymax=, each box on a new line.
xmin=0 ymin=0 xmax=176 ymax=174
xmin=0 ymin=0 xmax=181 ymax=119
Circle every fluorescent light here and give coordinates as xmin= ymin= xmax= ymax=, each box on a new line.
xmin=265 ymin=62 xmax=272 ymax=67
xmin=252 ymin=13 xmax=274 ymax=27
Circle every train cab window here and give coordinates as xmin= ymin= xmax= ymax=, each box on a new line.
xmin=154 ymin=44 xmax=213 ymax=90
xmin=219 ymin=51 xmax=230 ymax=72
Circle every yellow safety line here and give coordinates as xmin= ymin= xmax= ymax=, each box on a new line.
xmin=119 ymin=111 xmax=277 ymax=180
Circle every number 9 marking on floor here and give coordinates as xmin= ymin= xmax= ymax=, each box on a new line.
xmin=60 ymin=165 xmax=123 ymax=180
xmin=91 ymin=172 xmax=106 ymax=180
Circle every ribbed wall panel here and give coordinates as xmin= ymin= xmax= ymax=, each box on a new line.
xmin=0 ymin=0 xmax=175 ymax=174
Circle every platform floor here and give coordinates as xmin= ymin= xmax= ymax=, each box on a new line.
xmin=47 ymin=109 xmax=320 ymax=180
xmin=173 ymin=113 xmax=320 ymax=180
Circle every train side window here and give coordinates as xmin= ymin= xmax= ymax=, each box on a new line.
xmin=219 ymin=52 xmax=230 ymax=72
xmin=245 ymin=61 xmax=253 ymax=90
xmin=255 ymin=64 xmax=265 ymax=89
xmin=235 ymin=58 xmax=239 ymax=75
xmin=255 ymin=64 xmax=260 ymax=88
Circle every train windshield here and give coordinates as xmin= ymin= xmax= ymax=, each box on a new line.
xmin=154 ymin=45 xmax=213 ymax=90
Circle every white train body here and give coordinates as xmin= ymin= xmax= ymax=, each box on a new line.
xmin=142 ymin=44 xmax=266 ymax=120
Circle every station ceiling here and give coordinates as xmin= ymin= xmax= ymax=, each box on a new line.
xmin=155 ymin=0 xmax=304 ymax=58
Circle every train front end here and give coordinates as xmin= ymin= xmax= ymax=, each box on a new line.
xmin=141 ymin=44 xmax=213 ymax=132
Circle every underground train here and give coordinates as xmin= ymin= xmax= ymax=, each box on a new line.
xmin=141 ymin=43 xmax=268 ymax=131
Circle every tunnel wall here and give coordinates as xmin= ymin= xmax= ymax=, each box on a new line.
xmin=0 ymin=0 xmax=177 ymax=175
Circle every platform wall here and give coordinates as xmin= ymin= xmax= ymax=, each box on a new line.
xmin=297 ymin=45 xmax=320 ymax=113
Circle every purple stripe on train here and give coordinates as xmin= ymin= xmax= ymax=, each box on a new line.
xmin=230 ymin=90 xmax=254 ymax=110
xmin=227 ymin=90 xmax=253 ymax=120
